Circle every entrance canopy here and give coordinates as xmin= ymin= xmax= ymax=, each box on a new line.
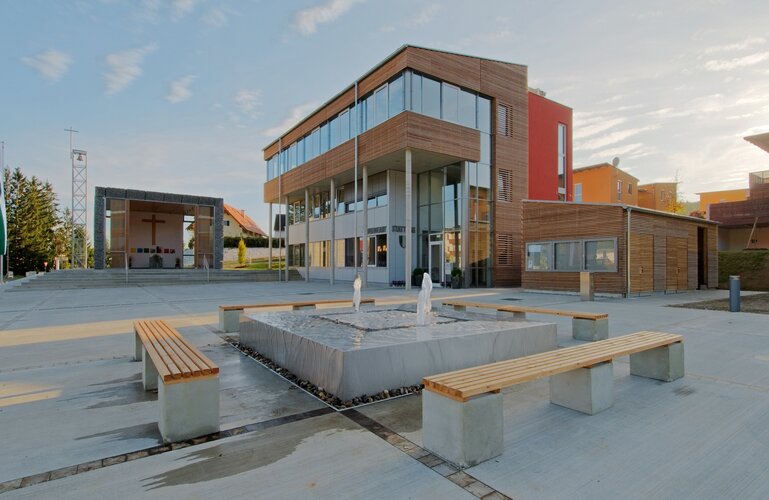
xmin=94 ymin=187 xmax=223 ymax=270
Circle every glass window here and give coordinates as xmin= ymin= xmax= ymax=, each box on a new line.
xmin=358 ymin=98 xmax=367 ymax=133
xmin=526 ymin=243 xmax=551 ymax=271
xmin=374 ymin=85 xmax=388 ymax=125
xmin=458 ymin=89 xmax=476 ymax=128
xmin=376 ymin=194 xmax=388 ymax=206
xmin=575 ymin=183 xmax=583 ymax=203
xmin=617 ymin=180 xmax=622 ymax=201
xmin=329 ymin=115 xmax=340 ymax=148
xmin=585 ymin=239 xmax=617 ymax=272
xmin=339 ymin=110 xmax=350 ymax=142
xmin=388 ymin=75 xmax=404 ymax=117
xmin=367 ymin=236 xmax=376 ymax=266
xmin=289 ymin=143 xmax=297 ymax=169
xmin=320 ymin=123 xmax=329 ymax=154
xmin=310 ymin=128 xmax=320 ymax=159
xmin=554 ymin=241 xmax=582 ymax=271
xmin=442 ymin=83 xmax=458 ymax=122
xmin=376 ymin=234 xmax=387 ymax=267
xmin=477 ymin=163 xmax=491 ymax=189
xmin=478 ymin=96 xmax=491 ymax=133
xmin=480 ymin=133 xmax=491 ymax=165
xmin=628 ymin=183 xmax=633 ymax=194
xmin=297 ymin=138 xmax=305 ymax=165
xmin=335 ymin=240 xmax=345 ymax=268
xmin=364 ymin=94 xmax=374 ymax=131
xmin=411 ymin=73 xmax=422 ymax=113
xmin=422 ymin=77 xmax=440 ymax=118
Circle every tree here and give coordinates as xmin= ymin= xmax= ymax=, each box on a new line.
xmin=3 ymin=167 xmax=61 ymax=273
xmin=237 ymin=237 xmax=247 ymax=265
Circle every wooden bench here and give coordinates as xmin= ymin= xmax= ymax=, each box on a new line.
xmin=421 ymin=331 xmax=684 ymax=467
xmin=218 ymin=298 xmax=376 ymax=333
xmin=442 ymin=300 xmax=609 ymax=341
xmin=134 ymin=319 xmax=220 ymax=443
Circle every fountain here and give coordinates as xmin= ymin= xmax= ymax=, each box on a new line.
xmin=240 ymin=278 xmax=557 ymax=402
xmin=353 ymin=275 xmax=362 ymax=313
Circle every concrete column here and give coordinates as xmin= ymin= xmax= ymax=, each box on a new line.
xmin=550 ymin=361 xmax=614 ymax=415
xmin=460 ymin=161 xmax=469 ymax=287
xmin=329 ymin=180 xmax=335 ymax=285
xmin=305 ymin=189 xmax=310 ymax=282
xmin=142 ymin=347 xmax=158 ymax=391
xmin=134 ymin=332 xmax=143 ymax=361
xmin=362 ymin=165 xmax=368 ymax=287
xmin=405 ymin=149 xmax=412 ymax=291
xmin=572 ymin=318 xmax=609 ymax=341
xmin=268 ymin=203 xmax=273 ymax=269
xmin=422 ymin=389 xmax=503 ymax=468
xmin=284 ymin=196 xmax=290 ymax=282
xmin=496 ymin=310 xmax=526 ymax=321
xmin=158 ymin=377 xmax=220 ymax=443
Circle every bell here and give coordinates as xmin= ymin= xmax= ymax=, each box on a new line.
xmin=76 ymin=153 xmax=84 ymax=161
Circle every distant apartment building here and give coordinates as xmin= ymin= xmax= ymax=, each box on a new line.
xmin=697 ymin=188 xmax=749 ymax=219
xmin=637 ymin=182 xmax=678 ymax=212
xmin=262 ymin=45 xmax=572 ymax=287
xmin=572 ymin=163 xmax=638 ymax=205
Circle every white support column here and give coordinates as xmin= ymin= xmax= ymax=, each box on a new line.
xmin=460 ymin=161 xmax=469 ymax=288
xmin=305 ymin=189 xmax=310 ymax=282
xmin=268 ymin=203 xmax=273 ymax=269
xmin=362 ymin=165 xmax=368 ymax=287
xmin=284 ymin=196 xmax=290 ymax=282
xmin=405 ymin=149 xmax=413 ymax=291
xmin=329 ymin=180 xmax=335 ymax=285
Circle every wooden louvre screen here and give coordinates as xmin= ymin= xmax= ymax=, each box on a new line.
xmin=497 ymin=169 xmax=513 ymax=202
xmin=497 ymin=103 xmax=511 ymax=136
xmin=497 ymin=233 xmax=513 ymax=265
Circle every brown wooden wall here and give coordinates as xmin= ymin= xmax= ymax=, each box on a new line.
xmin=522 ymin=202 xmax=719 ymax=296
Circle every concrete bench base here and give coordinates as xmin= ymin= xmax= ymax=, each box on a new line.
xmin=422 ymin=390 xmax=503 ymax=468
xmin=219 ymin=309 xmax=241 ymax=333
xmin=572 ymin=317 xmax=609 ymax=341
xmin=158 ymin=377 xmax=220 ymax=443
xmin=496 ymin=310 xmax=526 ymax=321
xmin=630 ymin=343 xmax=684 ymax=382
xmin=550 ymin=361 xmax=614 ymax=414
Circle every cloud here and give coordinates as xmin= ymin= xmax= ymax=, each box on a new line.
xmin=705 ymin=51 xmax=769 ymax=71
xmin=172 ymin=0 xmax=199 ymax=20
xmin=166 ymin=75 xmax=196 ymax=103
xmin=202 ymin=7 xmax=229 ymax=28
xmin=588 ymin=142 xmax=645 ymax=162
xmin=21 ymin=49 xmax=72 ymax=82
xmin=293 ymin=0 xmax=364 ymax=36
xmin=233 ymin=89 xmax=261 ymax=115
xmin=261 ymin=102 xmax=320 ymax=138
xmin=577 ymin=125 xmax=658 ymax=151
xmin=704 ymin=37 xmax=766 ymax=54
xmin=104 ymin=44 xmax=157 ymax=95
xmin=573 ymin=117 xmax=627 ymax=141
xmin=407 ymin=3 xmax=439 ymax=27
xmin=136 ymin=0 xmax=161 ymax=22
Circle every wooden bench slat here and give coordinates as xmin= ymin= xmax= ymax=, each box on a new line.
xmin=441 ymin=300 xmax=608 ymax=320
xmin=423 ymin=332 xmax=682 ymax=401
xmin=220 ymin=298 xmax=375 ymax=312
xmin=134 ymin=319 xmax=220 ymax=384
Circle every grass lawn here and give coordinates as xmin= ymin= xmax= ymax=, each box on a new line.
xmin=222 ymin=258 xmax=285 ymax=271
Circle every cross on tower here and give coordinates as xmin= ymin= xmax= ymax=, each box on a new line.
xmin=141 ymin=214 xmax=166 ymax=245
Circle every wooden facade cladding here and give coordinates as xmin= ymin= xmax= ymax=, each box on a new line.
xmin=264 ymin=112 xmax=481 ymax=203
xmin=522 ymin=202 xmax=718 ymax=296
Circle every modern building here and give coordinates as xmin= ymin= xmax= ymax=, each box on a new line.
xmin=94 ymin=187 xmax=224 ymax=269
xmin=522 ymin=201 xmax=718 ymax=296
xmin=262 ymin=45 xmax=572 ymax=287
xmin=223 ymin=204 xmax=266 ymax=239
xmin=709 ymin=168 xmax=769 ymax=250
xmin=638 ymin=182 xmax=678 ymax=212
xmin=572 ymin=163 xmax=638 ymax=205
xmin=697 ymin=188 xmax=750 ymax=219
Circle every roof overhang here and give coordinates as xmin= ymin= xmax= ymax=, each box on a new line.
xmin=745 ymin=132 xmax=769 ymax=154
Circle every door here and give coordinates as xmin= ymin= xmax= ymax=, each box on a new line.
xmin=429 ymin=239 xmax=443 ymax=286
xmin=666 ymin=236 xmax=688 ymax=292
xmin=697 ymin=227 xmax=707 ymax=288
xmin=630 ymin=233 xmax=653 ymax=294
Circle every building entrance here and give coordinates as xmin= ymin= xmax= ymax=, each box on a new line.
xmin=429 ymin=237 xmax=444 ymax=286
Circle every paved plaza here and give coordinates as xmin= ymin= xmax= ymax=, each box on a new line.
xmin=1 ymin=277 xmax=768 ymax=499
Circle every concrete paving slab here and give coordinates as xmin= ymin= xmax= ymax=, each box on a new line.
xmin=4 ymin=412 xmax=475 ymax=500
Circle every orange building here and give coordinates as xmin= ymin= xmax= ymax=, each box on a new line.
xmin=638 ymin=182 xmax=678 ymax=212
xmin=697 ymin=188 xmax=749 ymax=218
xmin=572 ymin=163 xmax=638 ymax=205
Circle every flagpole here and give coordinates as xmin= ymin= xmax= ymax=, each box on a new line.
xmin=1 ymin=140 xmax=5 ymax=285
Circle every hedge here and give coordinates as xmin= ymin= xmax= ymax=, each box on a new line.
xmin=223 ymin=236 xmax=284 ymax=248
xmin=718 ymin=250 xmax=769 ymax=291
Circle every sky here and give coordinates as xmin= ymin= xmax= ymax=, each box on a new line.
xmin=2 ymin=0 xmax=769 ymax=234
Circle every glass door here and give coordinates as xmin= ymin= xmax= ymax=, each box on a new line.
xmin=429 ymin=238 xmax=443 ymax=286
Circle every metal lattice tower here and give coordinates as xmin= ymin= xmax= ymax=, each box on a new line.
xmin=71 ymin=149 xmax=88 ymax=269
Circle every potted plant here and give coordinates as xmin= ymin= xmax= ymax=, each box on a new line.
xmin=412 ymin=268 xmax=424 ymax=287
xmin=451 ymin=267 xmax=463 ymax=289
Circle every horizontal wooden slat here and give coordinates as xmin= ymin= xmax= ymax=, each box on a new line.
xmin=441 ymin=300 xmax=608 ymax=320
xmin=134 ymin=319 xmax=219 ymax=384
xmin=220 ymin=298 xmax=375 ymax=312
xmin=423 ymin=331 xmax=682 ymax=402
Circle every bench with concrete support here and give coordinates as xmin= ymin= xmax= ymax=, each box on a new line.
xmin=218 ymin=298 xmax=376 ymax=333
xmin=442 ymin=300 xmax=609 ymax=341
xmin=134 ymin=319 xmax=220 ymax=443
xmin=421 ymin=331 xmax=684 ymax=468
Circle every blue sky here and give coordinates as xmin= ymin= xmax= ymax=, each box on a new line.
xmin=2 ymin=0 xmax=769 ymax=233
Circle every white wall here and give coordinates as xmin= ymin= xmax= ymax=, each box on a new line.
xmin=719 ymin=227 xmax=769 ymax=251
xmin=129 ymin=211 xmax=184 ymax=268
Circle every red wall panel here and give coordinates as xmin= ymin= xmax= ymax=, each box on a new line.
xmin=528 ymin=92 xmax=573 ymax=201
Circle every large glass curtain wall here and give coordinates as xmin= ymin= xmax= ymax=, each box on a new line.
xmin=267 ymin=70 xmax=492 ymax=181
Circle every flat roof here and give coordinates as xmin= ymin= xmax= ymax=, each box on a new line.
xmin=745 ymin=132 xmax=769 ymax=153
xmin=523 ymin=199 xmax=719 ymax=225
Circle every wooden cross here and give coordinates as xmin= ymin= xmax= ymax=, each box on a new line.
xmin=141 ymin=214 xmax=166 ymax=245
